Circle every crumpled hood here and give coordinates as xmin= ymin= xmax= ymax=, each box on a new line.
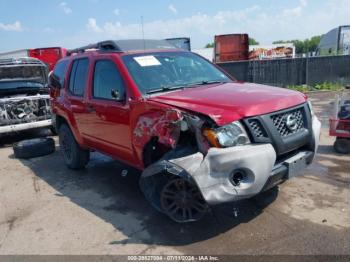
xmin=149 ymin=82 xmax=307 ymax=126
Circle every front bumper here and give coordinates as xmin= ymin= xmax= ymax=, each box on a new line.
xmin=0 ymin=119 xmax=52 ymax=134
xmin=169 ymin=115 xmax=321 ymax=205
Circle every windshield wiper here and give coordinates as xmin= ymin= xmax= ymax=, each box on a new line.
xmin=146 ymin=81 xmax=228 ymax=94
xmin=146 ymin=85 xmax=185 ymax=94
xmin=187 ymin=80 xmax=227 ymax=87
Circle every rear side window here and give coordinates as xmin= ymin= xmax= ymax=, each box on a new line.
xmin=68 ymin=58 xmax=89 ymax=96
xmin=93 ymin=60 xmax=126 ymax=100
xmin=52 ymin=60 xmax=68 ymax=87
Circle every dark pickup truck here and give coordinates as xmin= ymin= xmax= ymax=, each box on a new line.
xmin=0 ymin=58 xmax=51 ymax=136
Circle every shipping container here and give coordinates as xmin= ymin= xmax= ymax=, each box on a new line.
xmin=165 ymin=37 xmax=191 ymax=51
xmin=214 ymin=34 xmax=249 ymax=63
xmin=29 ymin=47 xmax=67 ymax=71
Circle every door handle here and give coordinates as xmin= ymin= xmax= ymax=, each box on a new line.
xmin=86 ymin=104 xmax=95 ymax=113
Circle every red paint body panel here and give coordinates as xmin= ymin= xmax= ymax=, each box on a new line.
xmin=329 ymin=118 xmax=350 ymax=138
xmin=50 ymin=50 xmax=307 ymax=170
xmin=149 ymin=82 xmax=307 ymax=126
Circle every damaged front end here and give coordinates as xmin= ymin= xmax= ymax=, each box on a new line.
xmin=0 ymin=58 xmax=51 ymax=135
xmin=0 ymin=95 xmax=52 ymax=134
xmin=138 ymin=102 xmax=321 ymax=223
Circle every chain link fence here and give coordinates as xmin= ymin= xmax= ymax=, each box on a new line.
xmin=217 ymin=55 xmax=350 ymax=87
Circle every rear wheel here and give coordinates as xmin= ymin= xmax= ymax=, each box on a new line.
xmin=160 ymin=177 xmax=208 ymax=223
xmin=59 ymin=124 xmax=90 ymax=169
xmin=333 ymin=138 xmax=350 ymax=154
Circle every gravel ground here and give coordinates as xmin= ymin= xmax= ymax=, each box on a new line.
xmin=0 ymin=91 xmax=349 ymax=255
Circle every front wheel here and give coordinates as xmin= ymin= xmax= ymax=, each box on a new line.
xmin=160 ymin=177 xmax=208 ymax=223
xmin=59 ymin=124 xmax=90 ymax=169
xmin=333 ymin=138 xmax=350 ymax=154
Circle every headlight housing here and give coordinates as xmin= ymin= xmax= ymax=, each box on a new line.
xmin=203 ymin=121 xmax=250 ymax=148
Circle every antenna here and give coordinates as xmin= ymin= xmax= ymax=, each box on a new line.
xmin=141 ymin=16 xmax=145 ymax=50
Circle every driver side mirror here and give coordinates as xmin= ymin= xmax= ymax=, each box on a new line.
xmin=111 ymin=89 xmax=124 ymax=101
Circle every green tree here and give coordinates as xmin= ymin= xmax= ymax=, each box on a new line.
xmin=307 ymin=35 xmax=322 ymax=53
xmin=249 ymin=37 xmax=259 ymax=45
xmin=205 ymin=43 xmax=214 ymax=48
xmin=272 ymin=40 xmax=287 ymax=44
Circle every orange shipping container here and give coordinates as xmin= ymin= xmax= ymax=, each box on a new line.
xmin=214 ymin=34 xmax=249 ymax=63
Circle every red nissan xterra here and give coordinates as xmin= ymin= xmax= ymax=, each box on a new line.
xmin=50 ymin=40 xmax=321 ymax=222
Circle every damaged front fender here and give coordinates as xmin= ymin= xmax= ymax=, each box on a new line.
xmin=132 ymin=107 xmax=211 ymax=167
xmin=132 ymin=109 xmax=183 ymax=165
xmin=133 ymin=109 xmax=183 ymax=149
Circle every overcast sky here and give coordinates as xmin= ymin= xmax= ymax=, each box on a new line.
xmin=0 ymin=0 xmax=349 ymax=52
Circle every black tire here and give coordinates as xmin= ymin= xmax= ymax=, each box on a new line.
xmin=333 ymin=138 xmax=350 ymax=154
xmin=58 ymin=124 xmax=90 ymax=169
xmin=13 ymin=138 xmax=55 ymax=159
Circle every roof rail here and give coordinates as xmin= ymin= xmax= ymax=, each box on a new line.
xmin=67 ymin=39 xmax=177 ymax=56
xmin=67 ymin=40 xmax=121 ymax=56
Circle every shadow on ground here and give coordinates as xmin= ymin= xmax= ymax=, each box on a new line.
xmin=14 ymin=144 xmax=279 ymax=246
xmin=309 ymin=144 xmax=350 ymax=186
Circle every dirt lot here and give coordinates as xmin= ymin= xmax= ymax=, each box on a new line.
xmin=0 ymin=91 xmax=349 ymax=255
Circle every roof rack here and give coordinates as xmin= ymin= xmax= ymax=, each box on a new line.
xmin=67 ymin=39 xmax=177 ymax=56
xmin=67 ymin=40 xmax=121 ymax=56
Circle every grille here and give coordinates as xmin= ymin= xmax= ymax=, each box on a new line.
xmin=248 ymin=119 xmax=267 ymax=138
xmin=0 ymin=97 xmax=51 ymax=126
xmin=271 ymin=109 xmax=304 ymax=137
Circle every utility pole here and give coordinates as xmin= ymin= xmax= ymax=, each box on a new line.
xmin=305 ymin=41 xmax=309 ymax=87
